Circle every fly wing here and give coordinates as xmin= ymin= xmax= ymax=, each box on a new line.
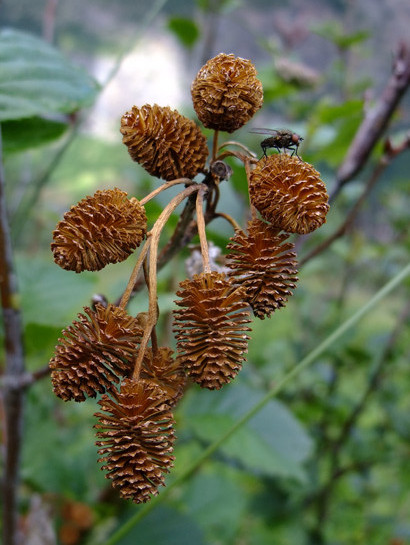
xmin=249 ymin=128 xmax=279 ymax=135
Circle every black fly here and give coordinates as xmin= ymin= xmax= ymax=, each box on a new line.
xmin=250 ymin=128 xmax=304 ymax=159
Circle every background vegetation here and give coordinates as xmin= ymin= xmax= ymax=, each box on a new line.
xmin=1 ymin=1 xmax=409 ymax=544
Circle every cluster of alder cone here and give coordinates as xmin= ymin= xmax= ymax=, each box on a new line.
xmin=49 ymin=53 xmax=329 ymax=503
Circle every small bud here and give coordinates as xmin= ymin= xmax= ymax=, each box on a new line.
xmin=210 ymin=160 xmax=233 ymax=181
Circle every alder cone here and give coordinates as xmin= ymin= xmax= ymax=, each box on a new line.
xmin=226 ymin=219 xmax=299 ymax=319
xmin=52 ymin=188 xmax=147 ymax=273
xmin=95 ymin=379 xmax=175 ymax=503
xmin=191 ymin=53 xmax=263 ymax=133
xmin=49 ymin=304 xmax=143 ymax=402
xmin=173 ymin=272 xmax=251 ymax=390
xmin=140 ymin=347 xmax=187 ymax=407
xmin=120 ymin=104 xmax=208 ymax=181
xmin=249 ymin=155 xmax=329 ymax=234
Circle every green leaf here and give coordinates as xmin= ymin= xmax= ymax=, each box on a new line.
xmin=315 ymin=99 xmax=363 ymax=123
xmin=313 ymin=22 xmax=370 ymax=50
xmin=197 ymin=0 xmax=243 ymax=13
xmin=182 ymin=382 xmax=312 ymax=482
xmin=116 ymin=506 xmax=205 ymax=545
xmin=183 ymin=469 xmax=248 ymax=542
xmin=0 ymin=28 xmax=99 ymax=122
xmin=1 ymin=116 xmax=68 ymax=153
xmin=16 ymin=255 xmax=98 ymax=327
xmin=24 ymin=323 xmax=62 ymax=363
xmin=167 ymin=17 xmax=200 ymax=48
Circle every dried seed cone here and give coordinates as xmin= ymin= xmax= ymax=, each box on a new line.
xmin=173 ymin=272 xmax=251 ymax=390
xmin=95 ymin=379 xmax=175 ymax=503
xmin=140 ymin=347 xmax=186 ymax=407
xmin=191 ymin=53 xmax=263 ymax=133
xmin=249 ymin=155 xmax=329 ymax=234
xmin=120 ymin=104 xmax=208 ymax=181
xmin=49 ymin=304 xmax=143 ymax=402
xmin=226 ymin=219 xmax=299 ymax=319
xmin=52 ymin=188 xmax=147 ymax=273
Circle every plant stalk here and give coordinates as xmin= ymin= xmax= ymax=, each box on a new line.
xmin=0 ymin=128 xmax=26 ymax=545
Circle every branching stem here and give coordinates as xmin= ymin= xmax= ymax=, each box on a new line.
xmin=131 ymin=183 xmax=201 ymax=380
xmin=301 ymin=135 xmax=410 ymax=266
xmin=0 ymin=128 xmax=26 ymax=545
xmin=139 ymin=178 xmax=194 ymax=206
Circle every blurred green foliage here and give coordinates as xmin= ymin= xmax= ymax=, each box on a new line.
xmin=1 ymin=4 xmax=409 ymax=545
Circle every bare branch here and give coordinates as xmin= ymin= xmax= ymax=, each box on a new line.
xmin=332 ymin=42 xmax=410 ymax=200
xmin=0 ymin=129 xmax=26 ymax=545
xmin=301 ymin=135 xmax=410 ymax=266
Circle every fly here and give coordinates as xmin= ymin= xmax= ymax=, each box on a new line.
xmin=250 ymin=128 xmax=304 ymax=159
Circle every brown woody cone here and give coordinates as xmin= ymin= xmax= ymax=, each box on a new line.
xmin=140 ymin=347 xmax=186 ymax=407
xmin=249 ymin=154 xmax=329 ymax=234
xmin=95 ymin=379 xmax=175 ymax=503
xmin=120 ymin=104 xmax=208 ymax=181
xmin=226 ymin=219 xmax=299 ymax=319
xmin=191 ymin=53 xmax=263 ymax=133
xmin=173 ymin=272 xmax=251 ymax=389
xmin=52 ymin=188 xmax=147 ymax=273
xmin=49 ymin=304 xmax=143 ymax=402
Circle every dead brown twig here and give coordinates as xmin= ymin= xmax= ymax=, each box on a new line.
xmin=331 ymin=41 xmax=410 ymax=201
xmin=0 ymin=129 xmax=26 ymax=545
xmin=300 ymin=134 xmax=410 ymax=266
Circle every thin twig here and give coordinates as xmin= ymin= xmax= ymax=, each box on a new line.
xmin=307 ymin=301 xmax=410 ymax=536
xmin=212 ymin=130 xmax=219 ymax=161
xmin=119 ymin=238 xmax=151 ymax=309
xmin=214 ymin=212 xmax=242 ymax=232
xmin=195 ymin=186 xmax=211 ymax=273
xmin=330 ymin=301 xmax=410 ymax=459
xmin=332 ymin=41 xmax=410 ymax=200
xmin=0 ymin=128 xmax=26 ymax=545
xmin=217 ymin=140 xmax=257 ymax=158
xmin=215 ymin=149 xmax=256 ymax=164
xmin=131 ymin=184 xmax=201 ymax=380
xmin=139 ymin=178 xmax=194 ymax=206
xmin=300 ymin=135 xmax=410 ymax=266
